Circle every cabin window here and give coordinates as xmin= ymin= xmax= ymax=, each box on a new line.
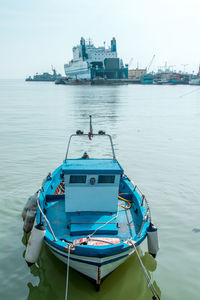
xmin=98 ymin=175 xmax=115 ymax=184
xmin=70 ymin=175 xmax=87 ymax=184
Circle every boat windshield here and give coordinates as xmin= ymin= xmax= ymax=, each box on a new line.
xmin=65 ymin=134 xmax=116 ymax=159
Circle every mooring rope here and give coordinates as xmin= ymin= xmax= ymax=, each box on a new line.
xmin=87 ymin=195 xmax=131 ymax=240
xmin=65 ymin=245 xmax=71 ymax=300
xmin=132 ymin=243 xmax=160 ymax=300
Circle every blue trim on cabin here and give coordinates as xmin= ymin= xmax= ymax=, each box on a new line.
xmin=63 ymin=169 xmax=122 ymax=175
xmin=62 ymin=159 xmax=123 ymax=175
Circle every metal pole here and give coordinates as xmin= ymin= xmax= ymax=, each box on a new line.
xmin=65 ymin=134 xmax=116 ymax=160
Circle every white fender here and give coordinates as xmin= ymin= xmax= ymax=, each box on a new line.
xmin=25 ymin=224 xmax=46 ymax=266
xmin=147 ymin=223 xmax=159 ymax=258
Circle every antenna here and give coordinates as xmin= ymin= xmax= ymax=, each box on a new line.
xmin=88 ymin=115 xmax=93 ymax=140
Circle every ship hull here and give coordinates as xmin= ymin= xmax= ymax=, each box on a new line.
xmin=64 ymin=79 xmax=91 ymax=85
xmin=25 ymin=79 xmax=55 ymax=82
xmin=64 ymin=61 xmax=91 ymax=80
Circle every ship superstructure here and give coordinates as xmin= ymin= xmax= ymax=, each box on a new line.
xmin=64 ymin=37 xmax=128 ymax=80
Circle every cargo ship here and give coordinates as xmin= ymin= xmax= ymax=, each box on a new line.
xmin=64 ymin=37 xmax=128 ymax=81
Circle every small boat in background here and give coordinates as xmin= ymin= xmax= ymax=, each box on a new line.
xmin=55 ymin=77 xmax=68 ymax=84
xmin=189 ymin=65 xmax=200 ymax=85
xmin=24 ymin=116 xmax=159 ymax=291
xmin=189 ymin=77 xmax=200 ymax=85
xmin=140 ymin=73 xmax=154 ymax=84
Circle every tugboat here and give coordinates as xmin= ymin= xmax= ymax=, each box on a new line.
xmin=24 ymin=116 xmax=159 ymax=292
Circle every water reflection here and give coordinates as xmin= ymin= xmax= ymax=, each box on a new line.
xmin=65 ymin=86 xmax=121 ymax=133
xmin=23 ymin=238 xmax=161 ymax=300
xmin=63 ymin=86 xmax=122 ymax=155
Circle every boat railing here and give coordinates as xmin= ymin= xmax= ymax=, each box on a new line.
xmin=129 ymin=179 xmax=152 ymax=238
xmin=37 ymin=189 xmax=58 ymax=241
xmin=128 ymin=178 xmax=152 ymax=223
xmin=65 ymin=133 xmax=116 ymax=160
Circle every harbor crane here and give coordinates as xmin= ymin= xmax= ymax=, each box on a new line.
xmin=146 ymin=55 xmax=155 ymax=72
xmin=128 ymin=58 xmax=133 ymax=69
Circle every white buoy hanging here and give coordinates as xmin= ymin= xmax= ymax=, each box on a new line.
xmin=25 ymin=223 xmax=46 ymax=266
xmin=147 ymin=223 xmax=159 ymax=258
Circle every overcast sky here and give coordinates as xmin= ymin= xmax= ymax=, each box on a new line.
xmin=1 ymin=0 xmax=200 ymax=78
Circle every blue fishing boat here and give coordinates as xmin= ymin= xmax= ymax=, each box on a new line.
xmin=24 ymin=117 xmax=159 ymax=292
xmin=140 ymin=73 xmax=154 ymax=84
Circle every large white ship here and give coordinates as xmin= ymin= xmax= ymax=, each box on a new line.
xmin=64 ymin=37 xmax=128 ymax=80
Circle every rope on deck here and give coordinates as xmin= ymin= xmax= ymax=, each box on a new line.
xmin=131 ymin=242 xmax=160 ymax=300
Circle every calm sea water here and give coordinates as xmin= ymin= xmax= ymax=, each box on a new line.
xmin=0 ymin=80 xmax=200 ymax=300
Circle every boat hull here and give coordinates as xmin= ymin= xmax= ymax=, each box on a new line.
xmin=35 ymin=163 xmax=152 ymax=286
xmin=45 ymin=239 xmax=135 ymax=283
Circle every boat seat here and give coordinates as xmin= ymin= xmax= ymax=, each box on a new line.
xmin=69 ymin=212 xmax=118 ymax=236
